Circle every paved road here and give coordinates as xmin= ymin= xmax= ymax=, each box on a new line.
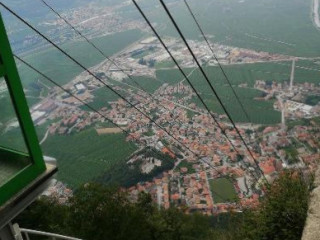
xmin=40 ymin=128 xmax=50 ymax=145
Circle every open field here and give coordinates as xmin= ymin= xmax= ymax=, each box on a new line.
xmin=85 ymin=86 xmax=129 ymax=111
xmin=209 ymin=178 xmax=238 ymax=204
xmin=144 ymin=0 xmax=320 ymax=57
xmin=155 ymin=61 xmax=176 ymax=69
xmin=96 ymin=128 xmax=123 ymax=135
xmin=175 ymin=160 xmax=195 ymax=174
xmin=124 ymin=76 xmax=163 ymax=93
xmin=156 ymin=65 xmax=284 ymax=124
xmin=42 ymin=129 xmax=137 ymax=187
xmin=15 ymin=29 xmax=144 ymax=107
xmin=154 ymin=60 xmax=320 ymax=124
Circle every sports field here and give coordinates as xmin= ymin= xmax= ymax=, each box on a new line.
xmin=209 ymin=178 xmax=238 ymax=204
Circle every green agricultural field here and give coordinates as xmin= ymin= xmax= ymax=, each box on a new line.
xmin=209 ymin=178 xmax=238 ymax=204
xmin=187 ymin=86 xmax=280 ymax=124
xmin=42 ymin=129 xmax=137 ymax=187
xmin=204 ymin=62 xmax=320 ymax=87
xmin=15 ymin=29 xmax=144 ymax=107
xmin=296 ymin=60 xmax=320 ymax=70
xmin=155 ymin=61 xmax=176 ymax=69
xmin=123 ymin=76 xmax=163 ymax=93
xmin=86 ymin=87 xmax=123 ymax=111
xmin=148 ymin=0 xmax=320 ymax=57
xmin=156 ymin=66 xmax=282 ymax=124
xmin=155 ymin=60 xmax=320 ymax=124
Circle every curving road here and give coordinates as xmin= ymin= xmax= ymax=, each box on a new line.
xmin=313 ymin=0 xmax=320 ymax=29
xmin=40 ymin=128 xmax=50 ymax=145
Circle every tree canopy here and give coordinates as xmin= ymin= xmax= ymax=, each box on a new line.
xmin=15 ymin=170 xmax=311 ymax=240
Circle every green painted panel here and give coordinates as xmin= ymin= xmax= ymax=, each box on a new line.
xmin=0 ymin=65 xmax=4 ymax=77
xmin=0 ymin=13 xmax=47 ymax=206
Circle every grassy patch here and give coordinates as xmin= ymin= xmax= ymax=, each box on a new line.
xmin=209 ymin=178 xmax=238 ymax=203
xmin=187 ymin=110 xmax=197 ymax=119
xmin=123 ymin=76 xmax=162 ymax=93
xmin=282 ymin=144 xmax=300 ymax=164
xmin=175 ymin=160 xmax=195 ymax=174
xmin=87 ymin=87 xmax=127 ymax=110
xmin=155 ymin=61 xmax=176 ymax=69
xmin=143 ymin=129 xmax=154 ymax=136
xmin=311 ymin=117 xmax=320 ymax=126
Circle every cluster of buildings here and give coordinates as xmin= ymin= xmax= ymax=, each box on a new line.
xmin=113 ymin=36 xmax=293 ymax=79
xmin=18 ymin=30 xmax=318 ymax=214
xmin=31 ymin=100 xmax=58 ymax=125
xmin=254 ymin=80 xmax=320 ymax=119
xmin=34 ymin=67 xmax=319 ymax=213
xmin=42 ymin=180 xmax=73 ymax=204
xmin=21 ymin=1 xmax=145 ymax=51
xmin=125 ymin=116 xmax=319 ymax=214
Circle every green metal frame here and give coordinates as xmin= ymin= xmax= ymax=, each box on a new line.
xmin=0 ymin=13 xmax=46 ymax=206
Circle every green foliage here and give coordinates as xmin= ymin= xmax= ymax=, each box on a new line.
xmin=15 ymin=196 xmax=69 ymax=235
xmin=234 ymin=171 xmax=311 ymax=240
xmin=67 ymin=185 xmax=150 ymax=240
xmin=98 ymin=147 xmax=175 ymax=187
xmin=175 ymin=160 xmax=196 ymax=174
xmin=16 ymin=183 xmax=213 ymax=240
xmin=282 ymin=146 xmax=299 ymax=164
xmin=143 ymin=129 xmax=155 ymax=136
xmin=305 ymin=95 xmax=320 ymax=106
xmin=15 ymin=171 xmax=311 ymax=240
